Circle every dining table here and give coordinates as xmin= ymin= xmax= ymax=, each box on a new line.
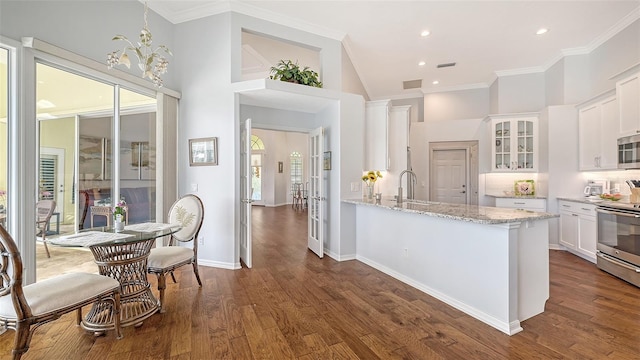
xmin=52 ymin=222 xmax=180 ymax=332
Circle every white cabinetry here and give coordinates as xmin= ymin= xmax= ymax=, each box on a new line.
xmin=558 ymin=200 xmax=597 ymax=263
xmin=578 ymin=91 xmax=618 ymax=170
xmin=495 ymin=198 xmax=546 ymax=212
xmin=365 ymin=100 xmax=390 ymax=170
xmin=617 ymin=72 xmax=640 ymax=137
xmin=487 ymin=113 xmax=539 ymax=172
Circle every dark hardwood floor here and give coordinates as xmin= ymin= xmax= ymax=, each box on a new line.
xmin=2 ymin=205 xmax=639 ymax=359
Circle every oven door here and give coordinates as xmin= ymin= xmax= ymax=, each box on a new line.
xmin=596 ymin=207 xmax=640 ymax=267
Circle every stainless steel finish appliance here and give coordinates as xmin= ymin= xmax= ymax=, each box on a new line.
xmin=596 ymin=203 xmax=640 ymax=287
xmin=618 ymin=134 xmax=640 ymax=169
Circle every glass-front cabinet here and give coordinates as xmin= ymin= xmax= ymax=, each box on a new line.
xmin=489 ymin=114 xmax=538 ymax=172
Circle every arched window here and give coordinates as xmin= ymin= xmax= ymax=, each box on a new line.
xmin=251 ymin=135 xmax=264 ymax=150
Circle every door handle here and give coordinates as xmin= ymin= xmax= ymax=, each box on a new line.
xmin=460 ymin=191 xmax=466 ymax=194
xmin=241 ymin=199 xmax=253 ymax=204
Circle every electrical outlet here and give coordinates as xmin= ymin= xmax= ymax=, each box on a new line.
xmin=403 ymin=248 xmax=408 ymax=258
xmin=198 ymin=236 xmax=204 ymax=245
xmin=614 ymin=184 xmax=621 ymax=193
xmin=351 ymin=182 xmax=361 ymax=192
xmin=190 ymin=183 xmax=198 ymax=192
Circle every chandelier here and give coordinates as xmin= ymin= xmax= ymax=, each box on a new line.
xmin=107 ymin=2 xmax=171 ymax=87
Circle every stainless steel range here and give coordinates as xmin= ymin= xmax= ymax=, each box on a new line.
xmin=596 ymin=202 xmax=640 ymax=287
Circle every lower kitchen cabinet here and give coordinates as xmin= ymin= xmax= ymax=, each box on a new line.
xmin=558 ymin=200 xmax=596 ymax=263
xmin=495 ymin=197 xmax=546 ymax=212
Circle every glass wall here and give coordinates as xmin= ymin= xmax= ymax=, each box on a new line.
xmin=36 ymin=63 xmax=158 ymax=237
xmin=0 ymin=48 xmax=8 ymax=228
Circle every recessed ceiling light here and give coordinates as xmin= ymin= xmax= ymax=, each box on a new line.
xmin=421 ymin=30 xmax=430 ymax=37
xmin=432 ymin=80 xmax=439 ymax=85
xmin=536 ymin=28 xmax=549 ymax=35
xmin=418 ymin=61 xmax=426 ymax=66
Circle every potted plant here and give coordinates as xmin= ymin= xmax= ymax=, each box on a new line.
xmin=269 ymin=60 xmax=323 ymax=88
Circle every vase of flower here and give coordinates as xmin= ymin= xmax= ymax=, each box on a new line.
xmin=366 ymin=184 xmax=374 ymax=199
xmin=114 ymin=214 xmax=125 ymax=231
xmin=362 ymin=170 xmax=383 ymax=200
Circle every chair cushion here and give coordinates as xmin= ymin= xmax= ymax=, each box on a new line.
xmin=0 ymin=273 xmax=119 ymax=319
xmin=147 ymin=246 xmax=194 ymax=269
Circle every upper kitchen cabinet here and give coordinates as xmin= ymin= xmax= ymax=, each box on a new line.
xmin=578 ymin=90 xmax=618 ymax=171
xmin=617 ymin=72 xmax=640 ymax=137
xmin=365 ymin=100 xmax=390 ymax=170
xmin=487 ymin=113 xmax=539 ymax=172
xmin=388 ymin=105 xmax=410 ymax=171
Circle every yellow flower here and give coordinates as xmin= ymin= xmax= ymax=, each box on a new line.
xmin=362 ymin=170 xmax=383 ymax=186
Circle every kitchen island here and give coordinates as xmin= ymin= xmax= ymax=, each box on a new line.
xmin=342 ymin=198 xmax=558 ymax=335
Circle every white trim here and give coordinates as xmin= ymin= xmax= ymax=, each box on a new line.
xmin=324 ymin=249 xmax=356 ymax=262
xmin=586 ymin=6 xmax=640 ymax=54
xmin=549 ymin=244 xmax=564 ymax=251
xmin=198 ymin=258 xmax=242 ymax=270
xmin=609 ymin=61 xmax=640 ymax=81
xmin=495 ymin=66 xmax=545 ymax=78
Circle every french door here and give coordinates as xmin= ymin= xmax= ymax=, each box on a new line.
xmin=308 ymin=127 xmax=324 ymax=258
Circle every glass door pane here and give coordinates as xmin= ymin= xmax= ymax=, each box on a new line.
xmin=251 ymin=153 xmax=262 ymax=201
xmin=119 ymin=88 xmax=157 ymax=224
xmin=37 ymin=63 xmax=114 ymax=235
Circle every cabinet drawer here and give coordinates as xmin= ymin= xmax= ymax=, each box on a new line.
xmin=558 ymin=200 xmax=596 ymax=216
xmin=496 ymin=198 xmax=546 ymax=211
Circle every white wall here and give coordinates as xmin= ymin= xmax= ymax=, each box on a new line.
xmin=341 ymin=45 xmax=369 ymax=99
xmin=494 ymin=73 xmax=546 ymax=113
xmin=424 ymin=88 xmax=490 ymax=122
xmin=391 ymin=97 xmax=424 ymax=123
xmin=250 ymin=128 xmax=309 ymax=207
xmin=545 ymin=58 xmax=565 ymax=106
xmin=0 ymin=1 xmax=177 ymax=89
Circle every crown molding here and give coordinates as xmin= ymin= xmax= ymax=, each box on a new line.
xmin=495 ymin=66 xmax=545 ymax=78
xmin=376 ymin=82 xmax=490 ymax=99
xmin=146 ymin=1 xmax=231 ymax=24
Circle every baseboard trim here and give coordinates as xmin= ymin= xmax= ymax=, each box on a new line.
xmin=198 ymin=259 xmax=241 ymax=270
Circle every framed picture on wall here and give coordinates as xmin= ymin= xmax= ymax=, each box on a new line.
xmin=189 ymin=137 xmax=218 ymax=166
xmin=323 ymin=151 xmax=331 ymax=170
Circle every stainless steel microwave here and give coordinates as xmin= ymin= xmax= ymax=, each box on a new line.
xmin=618 ymin=134 xmax=640 ymax=169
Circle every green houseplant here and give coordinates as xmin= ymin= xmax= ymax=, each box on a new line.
xmin=269 ymin=60 xmax=323 ymax=88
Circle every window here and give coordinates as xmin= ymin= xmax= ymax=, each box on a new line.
xmin=290 ymin=151 xmax=302 ymax=185
xmin=251 ymin=134 xmax=264 ymax=150
xmin=250 ymin=135 xmax=264 ymax=202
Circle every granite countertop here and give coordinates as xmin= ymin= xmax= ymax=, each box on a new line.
xmin=557 ymin=197 xmax=604 ymax=205
xmin=342 ymin=198 xmax=558 ymax=225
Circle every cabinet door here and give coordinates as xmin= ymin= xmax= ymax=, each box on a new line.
xmin=577 ymin=215 xmax=597 ymax=261
xmin=559 ymin=211 xmax=578 ymax=249
xmin=578 ymin=104 xmax=600 ymax=170
xmin=617 ymin=73 xmax=640 ymax=137
xmin=493 ymin=120 xmax=512 ymax=170
xmin=515 ymin=119 xmax=536 ymax=170
xmin=365 ymin=101 xmax=390 ymax=170
xmin=599 ymin=95 xmax=619 ymax=170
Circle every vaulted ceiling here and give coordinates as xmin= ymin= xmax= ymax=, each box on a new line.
xmin=147 ymin=0 xmax=640 ymax=100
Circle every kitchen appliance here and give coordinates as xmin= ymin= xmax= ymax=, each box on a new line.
xmin=595 ymin=202 xmax=640 ymax=288
xmin=584 ymin=179 xmax=609 ymax=197
xmin=618 ymin=134 xmax=640 ymax=169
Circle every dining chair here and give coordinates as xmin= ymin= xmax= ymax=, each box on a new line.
xmin=0 ymin=225 xmax=122 ymax=360
xmin=35 ymin=199 xmax=56 ymax=258
xmin=147 ymin=194 xmax=204 ymax=313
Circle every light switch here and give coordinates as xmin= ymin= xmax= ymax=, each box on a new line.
xmin=190 ymin=183 xmax=198 ymax=192
xmin=351 ymin=182 xmax=361 ymax=192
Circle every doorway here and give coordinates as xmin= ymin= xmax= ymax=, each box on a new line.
xmin=429 ymin=141 xmax=479 ymax=205
xmin=241 ymin=126 xmax=317 ymax=268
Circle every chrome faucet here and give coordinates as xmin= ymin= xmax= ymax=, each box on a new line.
xmin=397 ymin=170 xmax=417 ymax=205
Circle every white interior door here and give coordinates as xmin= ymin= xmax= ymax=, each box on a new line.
xmin=431 ymin=149 xmax=467 ymax=204
xmin=240 ymin=118 xmax=252 ymax=268
xmin=308 ymin=127 xmax=323 ymax=258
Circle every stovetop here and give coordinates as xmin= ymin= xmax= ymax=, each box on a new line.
xmin=597 ymin=200 xmax=640 ymax=211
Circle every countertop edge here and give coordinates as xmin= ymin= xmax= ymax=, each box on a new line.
xmin=485 ymin=194 xmax=548 ymax=199
xmin=342 ymin=198 xmax=558 ymax=225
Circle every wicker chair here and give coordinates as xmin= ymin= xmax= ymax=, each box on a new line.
xmin=35 ymin=200 xmax=56 ymax=258
xmin=147 ymin=194 xmax=204 ymax=313
xmin=0 ymin=226 xmax=123 ymax=359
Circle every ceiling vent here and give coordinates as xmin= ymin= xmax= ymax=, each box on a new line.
xmin=403 ymin=79 xmax=422 ymax=90
xmin=437 ymin=62 xmax=456 ymax=68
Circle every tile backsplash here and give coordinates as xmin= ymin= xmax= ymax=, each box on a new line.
xmin=485 ymin=173 xmax=541 ymax=196
xmin=581 ymin=170 xmax=640 ymax=195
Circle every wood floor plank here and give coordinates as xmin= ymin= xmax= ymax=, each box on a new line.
xmin=4 ymin=206 xmax=639 ymax=359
